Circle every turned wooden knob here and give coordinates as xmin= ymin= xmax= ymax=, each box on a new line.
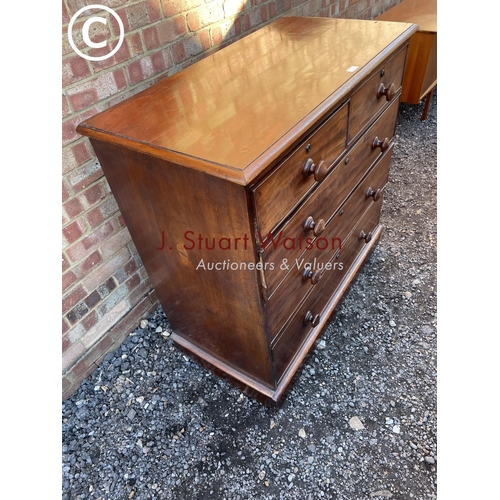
xmin=303 ymin=216 xmax=326 ymax=236
xmin=377 ymin=82 xmax=396 ymax=101
xmin=365 ymin=187 xmax=382 ymax=201
xmin=358 ymin=230 xmax=373 ymax=243
xmin=302 ymin=268 xmax=322 ymax=285
xmin=304 ymin=310 xmax=320 ymax=327
xmin=372 ymin=136 xmax=390 ymax=152
xmin=303 ymin=158 xmax=327 ymax=182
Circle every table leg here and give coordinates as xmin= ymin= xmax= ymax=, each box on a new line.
xmin=421 ymin=87 xmax=435 ymax=121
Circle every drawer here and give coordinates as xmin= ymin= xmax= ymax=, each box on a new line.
xmin=252 ymin=102 xmax=348 ymax=237
xmin=266 ymin=146 xmax=393 ymax=342
xmin=262 ymin=99 xmax=399 ymax=298
xmin=349 ymin=46 xmax=406 ymax=142
xmin=272 ymin=200 xmax=384 ymax=381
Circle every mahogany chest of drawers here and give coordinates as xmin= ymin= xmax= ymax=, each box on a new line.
xmin=77 ymin=17 xmax=417 ymax=407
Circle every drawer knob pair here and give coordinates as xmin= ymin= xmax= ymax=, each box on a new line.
xmin=304 ymin=310 xmax=320 ymax=327
xmin=303 ymin=268 xmax=322 ymax=285
xmin=358 ymin=230 xmax=373 ymax=243
xmin=365 ymin=187 xmax=382 ymax=201
xmin=377 ymin=82 xmax=396 ymax=101
xmin=303 ymin=158 xmax=327 ymax=182
xmin=303 ymin=216 xmax=326 ymax=236
xmin=372 ymin=136 xmax=390 ymax=152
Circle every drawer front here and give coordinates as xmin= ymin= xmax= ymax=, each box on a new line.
xmin=262 ymin=98 xmax=399 ymax=297
xmin=266 ymin=146 xmax=393 ymax=341
xmin=252 ymin=102 xmax=348 ymax=237
xmin=272 ymin=200 xmax=383 ymax=381
xmin=349 ymin=47 xmax=406 ymax=142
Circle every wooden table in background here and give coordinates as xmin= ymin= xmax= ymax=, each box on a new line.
xmin=376 ymin=0 xmax=437 ymax=120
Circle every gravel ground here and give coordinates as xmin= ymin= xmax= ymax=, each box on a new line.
xmin=62 ymin=93 xmax=437 ymax=500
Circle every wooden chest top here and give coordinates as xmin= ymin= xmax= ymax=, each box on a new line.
xmin=77 ymin=17 xmax=416 ymax=185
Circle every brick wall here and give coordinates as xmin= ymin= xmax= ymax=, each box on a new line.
xmin=62 ymin=0 xmax=401 ymax=399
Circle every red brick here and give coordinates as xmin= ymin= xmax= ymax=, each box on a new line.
xmin=62 ymin=208 xmax=69 ymax=227
xmin=67 ymin=160 xmax=103 ymax=193
xmin=211 ymin=25 xmax=223 ymax=46
xmin=83 ymin=182 xmax=105 ymax=206
xmin=113 ymin=68 xmax=127 ymax=90
xmin=63 ymin=253 xmax=70 ymax=272
xmin=124 ymin=2 xmax=150 ymax=31
xmin=62 ymin=333 xmax=72 ymax=355
xmin=62 ymin=180 xmax=70 ymax=202
xmin=62 ymin=56 xmax=91 ymax=87
xmin=143 ymin=25 xmax=160 ymax=50
xmin=233 ymin=17 xmax=242 ymax=36
xmin=162 ymin=0 xmax=204 ymax=18
xmin=127 ymin=60 xmax=144 ymax=85
xmin=86 ymin=196 xmax=120 ymax=229
xmin=62 ymin=141 xmax=92 ymax=175
xmin=63 ymin=285 xmax=86 ymax=314
xmin=63 ymin=197 xmax=85 ymax=219
xmin=127 ymin=32 xmax=144 ymax=57
xmin=187 ymin=11 xmax=200 ymax=31
xmin=146 ymin=0 xmax=162 ymax=22
xmin=63 ymin=107 xmax=104 ymax=147
xmin=84 ymin=290 xmax=102 ymax=309
xmin=67 ymin=12 xmax=112 ymax=50
xmin=63 ymin=218 xmax=86 ymax=245
xmin=63 ymin=270 xmax=78 ymax=292
xmin=66 ymin=221 xmax=115 ymax=262
xmin=68 ymin=88 xmax=99 ymax=112
xmin=111 ymin=7 xmax=130 ymax=35
xmin=81 ymin=310 xmax=99 ymax=331
xmin=151 ymin=50 xmax=167 ymax=74
xmin=86 ymin=206 xmax=104 ymax=228
xmin=99 ymin=227 xmax=131 ymax=259
xmin=62 ymin=338 xmax=86 ymax=371
xmin=90 ymin=38 xmax=132 ymax=73
xmin=65 ymin=0 xmax=88 ymax=17
xmin=125 ymin=258 xmax=138 ymax=275
xmin=172 ymin=33 xmax=208 ymax=64
xmin=82 ymin=247 xmax=130 ymax=290
xmin=174 ymin=15 xmax=187 ymax=36
xmin=125 ymin=272 xmax=141 ymax=292
xmin=241 ymin=13 xmax=250 ymax=31
xmin=260 ymin=5 xmax=268 ymax=21
xmin=79 ymin=250 xmax=103 ymax=274
xmin=269 ymin=1 xmax=277 ymax=17
xmin=127 ymin=279 xmax=153 ymax=308
xmin=62 ymin=0 xmax=70 ymax=24
xmin=62 ymin=116 xmax=80 ymax=146
xmin=71 ymin=356 xmax=94 ymax=380
xmin=201 ymin=30 xmax=211 ymax=50
xmin=67 ymin=301 xmax=91 ymax=324
xmin=155 ymin=17 xmax=187 ymax=46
